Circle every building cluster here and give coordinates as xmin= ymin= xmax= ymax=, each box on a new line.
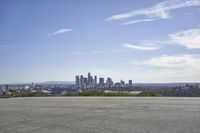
xmin=0 ymin=84 xmax=9 ymax=94
xmin=75 ymin=72 xmax=133 ymax=88
xmin=0 ymin=83 xmax=37 ymax=95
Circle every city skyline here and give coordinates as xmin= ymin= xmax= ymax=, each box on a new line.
xmin=75 ymin=72 xmax=132 ymax=88
xmin=1 ymin=0 xmax=200 ymax=84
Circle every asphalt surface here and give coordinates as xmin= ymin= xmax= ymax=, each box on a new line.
xmin=0 ymin=97 xmax=200 ymax=133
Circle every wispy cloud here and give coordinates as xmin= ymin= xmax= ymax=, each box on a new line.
xmin=141 ymin=54 xmax=200 ymax=69
xmin=130 ymin=54 xmax=200 ymax=82
xmin=169 ymin=27 xmax=200 ymax=49
xmin=48 ymin=28 xmax=72 ymax=36
xmin=107 ymin=0 xmax=200 ymax=24
xmin=120 ymin=19 xmax=155 ymax=25
xmin=124 ymin=43 xmax=159 ymax=51
xmin=126 ymin=27 xmax=200 ymax=50
xmin=131 ymin=54 xmax=200 ymax=80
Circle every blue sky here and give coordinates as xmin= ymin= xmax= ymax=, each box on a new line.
xmin=0 ymin=0 xmax=200 ymax=83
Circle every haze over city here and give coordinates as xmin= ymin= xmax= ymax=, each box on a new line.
xmin=1 ymin=0 xmax=200 ymax=84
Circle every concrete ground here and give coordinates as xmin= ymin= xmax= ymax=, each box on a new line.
xmin=0 ymin=97 xmax=200 ymax=133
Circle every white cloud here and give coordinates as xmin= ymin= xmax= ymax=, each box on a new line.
xmin=107 ymin=0 xmax=200 ymax=24
xmin=120 ymin=19 xmax=155 ymax=25
xmin=169 ymin=28 xmax=200 ymax=49
xmin=48 ymin=28 xmax=72 ymax=36
xmin=129 ymin=54 xmax=200 ymax=82
xmin=124 ymin=43 xmax=159 ymax=51
xmin=125 ymin=27 xmax=200 ymax=49
xmin=141 ymin=54 xmax=200 ymax=69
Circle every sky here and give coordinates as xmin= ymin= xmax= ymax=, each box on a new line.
xmin=0 ymin=0 xmax=200 ymax=84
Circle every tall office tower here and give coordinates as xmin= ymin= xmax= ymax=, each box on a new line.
xmin=83 ymin=77 xmax=88 ymax=85
xmin=31 ymin=82 xmax=35 ymax=88
xmin=99 ymin=78 xmax=104 ymax=88
xmin=88 ymin=72 xmax=91 ymax=83
xmin=87 ymin=72 xmax=94 ymax=87
xmin=129 ymin=80 xmax=132 ymax=86
xmin=5 ymin=84 xmax=8 ymax=91
xmin=83 ymin=77 xmax=88 ymax=88
xmin=94 ymin=76 xmax=97 ymax=86
xmin=80 ymin=75 xmax=83 ymax=87
xmin=120 ymin=80 xmax=125 ymax=87
xmin=106 ymin=77 xmax=113 ymax=88
xmin=75 ymin=76 xmax=80 ymax=86
xmin=90 ymin=76 xmax=93 ymax=87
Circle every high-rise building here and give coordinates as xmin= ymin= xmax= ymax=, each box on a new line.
xmin=94 ymin=76 xmax=97 ymax=86
xmin=99 ymin=78 xmax=104 ymax=88
xmin=31 ymin=82 xmax=35 ymax=88
xmin=80 ymin=75 xmax=83 ymax=87
xmin=89 ymin=76 xmax=93 ymax=86
xmin=5 ymin=84 xmax=8 ymax=91
xmin=87 ymin=72 xmax=94 ymax=87
xmin=83 ymin=77 xmax=88 ymax=85
xmin=106 ymin=77 xmax=113 ymax=88
xmin=75 ymin=76 xmax=80 ymax=86
xmin=88 ymin=72 xmax=91 ymax=83
xmin=75 ymin=72 xmax=132 ymax=89
xmin=120 ymin=80 xmax=125 ymax=87
xmin=129 ymin=80 xmax=132 ymax=86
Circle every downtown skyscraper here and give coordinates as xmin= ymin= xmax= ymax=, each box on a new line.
xmin=75 ymin=72 xmax=97 ymax=88
xmin=75 ymin=72 xmax=133 ymax=88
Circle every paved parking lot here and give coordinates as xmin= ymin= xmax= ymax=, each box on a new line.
xmin=0 ymin=97 xmax=200 ymax=133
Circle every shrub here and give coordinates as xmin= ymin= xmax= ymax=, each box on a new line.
xmin=137 ymin=90 xmax=157 ymax=96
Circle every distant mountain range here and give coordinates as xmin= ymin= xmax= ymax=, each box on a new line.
xmin=0 ymin=81 xmax=75 ymax=85
xmin=37 ymin=81 xmax=75 ymax=85
xmin=1 ymin=81 xmax=199 ymax=87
